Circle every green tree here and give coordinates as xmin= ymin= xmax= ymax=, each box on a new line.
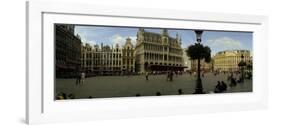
xmin=186 ymin=43 xmax=211 ymax=63
xmin=238 ymin=61 xmax=247 ymax=67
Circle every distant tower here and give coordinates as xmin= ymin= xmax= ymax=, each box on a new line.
xmin=162 ymin=29 xmax=168 ymax=36
xmin=66 ymin=25 xmax=75 ymax=34
xmin=161 ymin=29 xmax=169 ymax=45
xmin=125 ymin=37 xmax=133 ymax=48
xmin=137 ymin=28 xmax=145 ymax=44
xmin=139 ymin=27 xmax=144 ymax=32
xmin=176 ymin=32 xmax=179 ymax=40
xmin=175 ymin=33 xmax=180 ymax=46
xmin=179 ymin=36 xmax=182 ymax=47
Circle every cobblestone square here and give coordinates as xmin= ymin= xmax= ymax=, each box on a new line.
xmin=56 ymin=73 xmax=252 ymax=99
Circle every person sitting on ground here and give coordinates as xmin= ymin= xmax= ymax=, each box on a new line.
xmin=56 ymin=93 xmax=64 ymax=100
xmin=178 ymin=89 xmax=183 ymax=95
xmin=214 ymin=81 xmax=221 ymax=93
xmin=221 ymin=81 xmax=227 ymax=92
xmin=62 ymin=93 xmax=67 ymax=99
xmin=214 ymin=81 xmax=227 ymax=93
xmin=68 ymin=93 xmax=75 ymax=99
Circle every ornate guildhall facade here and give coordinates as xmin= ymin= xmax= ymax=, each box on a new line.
xmin=122 ymin=37 xmax=135 ymax=74
xmin=81 ymin=43 xmax=123 ymax=76
xmin=135 ymin=28 xmax=184 ymax=73
xmin=213 ymin=50 xmax=252 ymax=72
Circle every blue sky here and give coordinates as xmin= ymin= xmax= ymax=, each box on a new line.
xmin=74 ymin=25 xmax=252 ymax=55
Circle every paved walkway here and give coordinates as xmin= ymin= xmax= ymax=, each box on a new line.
xmin=56 ymin=73 xmax=252 ymax=99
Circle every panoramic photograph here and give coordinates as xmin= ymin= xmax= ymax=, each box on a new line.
xmin=55 ymin=24 xmax=253 ymax=100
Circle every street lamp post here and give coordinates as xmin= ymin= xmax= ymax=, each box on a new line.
xmin=194 ymin=30 xmax=204 ymax=94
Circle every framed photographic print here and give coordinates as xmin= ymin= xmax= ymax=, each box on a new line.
xmin=26 ymin=1 xmax=268 ymax=124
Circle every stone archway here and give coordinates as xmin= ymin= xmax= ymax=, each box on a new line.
xmin=144 ymin=62 xmax=149 ymax=71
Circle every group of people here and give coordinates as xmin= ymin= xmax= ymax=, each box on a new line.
xmin=166 ymin=70 xmax=174 ymax=82
xmin=56 ymin=92 xmax=75 ymax=100
xmin=145 ymin=70 xmax=182 ymax=82
xmin=135 ymin=89 xmax=184 ymax=97
xmin=214 ymin=81 xmax=227 ymax=93
xmin=76 ymin=72 xmax=86 ymax=85
xmin=214 ymin=72 xmax=249 ymax=93
xmin=228 ymin=73 xmax=246 ymax=87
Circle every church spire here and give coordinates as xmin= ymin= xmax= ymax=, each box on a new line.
xmin=162 ymin=29 xmax=168 ymax=36
xmin=139 ymin=27 xmax=144 ymax=32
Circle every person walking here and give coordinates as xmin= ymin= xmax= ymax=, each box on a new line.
xmin=145 ymin=72 xmax=149 ymax=81
xmin=170 ymin=71 xmax=174 ymax=81
xmin=76 ymin=72 xmax=80 ymax=85
xmin=81 ymin=72 xmax=85 ymax=85
xmin=166 ymin=71 xmax=170 ymax=81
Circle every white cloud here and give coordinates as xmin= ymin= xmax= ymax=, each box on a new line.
xmin=87 ymin=40 xmax=97 ymax=46
xmin=110 ymin=34 xmax=124 ymax=46
xmin=206 ymin=37 xmax=243 ymax=51
xmin=78 ymin=34 xmax=97 ymax=46
xmin=109 ymin=34 xmax=137 ymax=47
xmin=75 ymin=26 xmax=102 ymax=39
xmin=130 ymin=36 xmax=137 ymax=46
